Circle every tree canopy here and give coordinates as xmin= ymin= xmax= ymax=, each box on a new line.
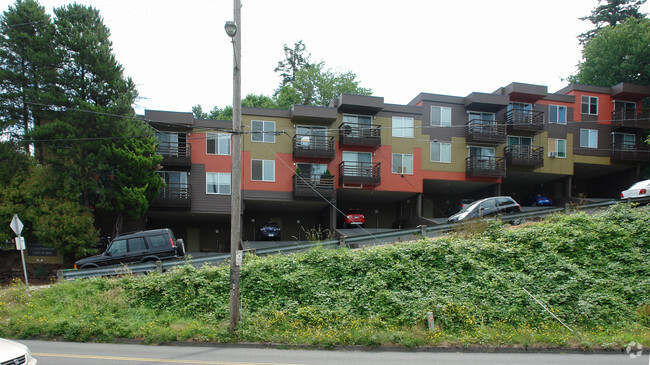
xmin=570 ymin=17 xmax=650 ymax=86
xmin=0 ymin=0 xmax=162 ymax=256
xmin=578 ymin=0 xmax=647 ymax=44
xmin=195 ymin=40 xmax=372 ymax=117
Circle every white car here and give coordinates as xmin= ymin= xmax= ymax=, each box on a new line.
xmin=621 ymin=179 xmax=650 ymax=199
xmin=0 ymin=338 xmax=37 ymax=364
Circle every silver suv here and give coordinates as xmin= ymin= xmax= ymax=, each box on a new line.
xmin=75 ymin=228 xmax=185 ymax=269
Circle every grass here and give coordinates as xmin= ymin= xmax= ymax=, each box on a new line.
xmin=0 ymin=204 xmax=648 ymax=350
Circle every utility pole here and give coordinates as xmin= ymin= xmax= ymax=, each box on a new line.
xmin=225 ymin=0 xmax=242 ymax=334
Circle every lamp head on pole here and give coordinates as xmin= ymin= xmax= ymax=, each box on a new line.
xmin=224 ymin=21 xmax=237 ymax=38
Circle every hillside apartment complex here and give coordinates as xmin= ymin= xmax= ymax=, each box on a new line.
xmin=144 ymin=81 xmax=650 ymax=253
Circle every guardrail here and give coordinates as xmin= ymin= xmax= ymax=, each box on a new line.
xmin=59 ymin=197 xmax=649 ymax=280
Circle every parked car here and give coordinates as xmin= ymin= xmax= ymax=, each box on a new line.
xmin=255 ymin=221 xmax=281 ymax=241
xmin=74 ymin=228 xmax=185 ymax=269
xmin=621 ymin=179 xmax=650 ymax=200
xmin=0 ymin=338 xmax=37 ymax=365
xmin=448 ymin=196 xmax=522 ymax=225
xmin=445 ymin=199 xmax=475 ymax=217
xmin=524 ymin=194 xmax=553 ymax=206
xmin=342 ymin=208 xmax=365 ymax=228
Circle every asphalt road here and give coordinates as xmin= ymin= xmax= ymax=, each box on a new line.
xmin=18 ymin=339 xmax=650 ymax=365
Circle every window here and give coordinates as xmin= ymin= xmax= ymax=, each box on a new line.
xmin=251 ymin=120 xmax=275 ymax=143
xmin=206 ymin=172 xmax=231 ymax=194
xmin=251 ymin=159 xmax=275 ymax=181
xmin=549 ymin=105 xmax=567 ymax=124
xmin=107 ymin=240 xmax=127 ymax=255
xmin=548 ymin=138 xmax=567 ymax=158
xmin=392 ymin=153 xmax=413 ymax=174
xmin=154 ymin=132 xmax=186 ymax=156
xmin=148 ymin=234 xmax=169 ymax=249
xmin=469 ymin=146 xmax=495 ymax=158
xmin=392 ymin=117 xmax=414 ymax=138
xmin=128 ymin=238 xmax=146 ymax=252
xmin=431 ymin=106 xmax=451 ymax=127
xmin=468 ymin=111 xmax=495 ymax=123
xmin=612 ymin=132 xmax=635 ymax=149
xmin=580 ymin=129 xmax=598 ymax=148
xmin=507 ymin=136 xmax=532 ymax=146
xmin=206 ymin=133 xmax=231 ymax=155
xmin=342 ymin=151 xmax=373 ymax=177
xmin=296 ymin=163 xmax=327 ymax=178
xmin=158 ymin=171 xmax=187 ymax=185
xmin=581 ymin=96 xmax=598 ymax=115
xmin=430 ymin=142 xmax=451 ymax=163
xmin=343 ymin=114 xmax=372 ymax=126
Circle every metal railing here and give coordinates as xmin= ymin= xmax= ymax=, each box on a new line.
xmin=504 ymin=109 xmax=544 ymax=131
xmin=292 ymin=135 xmax=335 ymax=159
xmin=466 ymin=120 xmax=506 ymax=143
xmin=338 ymin=161 xmax=381 ymax=186
xmin=293 ymin=174 xmax=335 ymax=198
xmin=59 ymin=197 xmax=649 ymax=281
xmin=157 ymin=142 xmax=191 ymax=158
xmin=611 ymin=141 xmax=650 ymax=161
xmin=338 ymin=123 xmax=381 ymax=147
xmin=611 ymin=108 xmax=650 ymax=129
xmin=504 ymin=145 xmax=544 ymax=167
xmin=465 ymin=156 xmax=506 ymax=177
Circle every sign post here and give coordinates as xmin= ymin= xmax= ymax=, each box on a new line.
xmin=10 ymin=214 xmax=28 ymax=286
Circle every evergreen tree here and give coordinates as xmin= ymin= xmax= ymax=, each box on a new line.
xmin=579 ymin=0 xmax=647 ymax=44
xmin=0 ymin=0 xmax=59 ymax=142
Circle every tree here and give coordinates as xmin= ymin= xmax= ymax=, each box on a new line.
xmin=29 ymin=3 xmax=162 ymax=236
xmin=569 ymin=17 xmax=650 ymax=86
xmin=193 ymin=94 xmax=278 ymax=120
xmin=0 ymin=163 xmax=98 ymax=259
xmin=0 ymin=0 xmax=60 ymax=141
xmin=274 ymin=40 xmax=311 ymax=94
xmin=578 ymin=0 xmax=647 ymax=44
xmin=275 ymin=62 xmax=372 ymax=109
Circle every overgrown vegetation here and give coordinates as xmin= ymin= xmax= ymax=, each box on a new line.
xmin=0 ymin=204 xmax=648 ymax=349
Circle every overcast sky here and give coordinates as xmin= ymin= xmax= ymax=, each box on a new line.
xmin=3 ymin=0 xmax=649 ymax=114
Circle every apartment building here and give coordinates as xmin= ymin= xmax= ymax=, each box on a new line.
xmin=145 ymin=82 xmax=650 ymax=252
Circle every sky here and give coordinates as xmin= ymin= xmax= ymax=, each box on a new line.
xmin=2 ymin=0 xmax=649 ymax=114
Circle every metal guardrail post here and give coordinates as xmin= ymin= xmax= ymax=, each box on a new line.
xmin=564 ymin=203 xmax=570 ymax=215
xmin=156 ymin=261 xmax=163 ymax=274
xmin=339 ymin=236 xmax=346 ymax=248
xmin=418 ymin=225 xmax=427 ymax=238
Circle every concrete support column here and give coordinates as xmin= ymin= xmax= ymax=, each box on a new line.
xmin=415 ymin=193 xmax=423 ymax=217
xmin=565 ymin=176 xmax=572 ymax=200
xmin=495 ymin=183 xmax=502 ymax=196
xmin=330 ymin=203 xmax=337 ymax=231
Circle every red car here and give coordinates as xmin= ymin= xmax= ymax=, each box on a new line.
xmin=343 ymin=209 xmax=365 ymax=228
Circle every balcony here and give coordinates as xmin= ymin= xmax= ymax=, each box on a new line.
xmin=466 ymin=156 xmax=506 ymax=178
xmin=293 ymin=174 xmax=335 ymax=199
xmin=466 ymin=120 xmax=506 ymax=144
xmin=611 ymin=142 xmax=650 ymax=162
xmin=293 ymin=135 xmax=335 ymax=160
xmin=338 ymin=161 xmax=381 ymax=186
xmin=338 ymin=123 xmax=381 ymax=148
xmin=157 ymin=142 xmax=191 ymax=169
xmin=504 ymin=145 xmax=544 ymax=168
xmin=611 ymin=108 xmax=650 ymax=130
xmin=504 ymin=109 xmax=544 ymax=133
xmin=151 ymin=183 xmax=191 ymax=209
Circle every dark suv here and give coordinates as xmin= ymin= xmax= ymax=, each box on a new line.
xmin=447 ymin=196 xmax=522 ymax=224
xmin=74 ymin=228 xmax=185 ymax=269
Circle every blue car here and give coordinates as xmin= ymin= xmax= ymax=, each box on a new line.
xmin=526 ymin=194 xmax=553 ymax=206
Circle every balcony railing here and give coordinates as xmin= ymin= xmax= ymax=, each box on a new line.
xmin=611 ymin=108 xmax=650 ymax=130
xmin=504 ymin=145 xmax=544 ymax=168
xmin=611 ymin=141 xmax=650 ymax=162
xmin=338 ymin=161 xmax=381 ymax=186
xmin=504 ymin=109 xmax=544 ymax=133
xmin=293 ymin=135 xmax=335 ymax=159
xmin=293 ymin=174 xmax=335 ymax=199
xmin=466 ymin=120 xmax=506 ymax=143
xmin=151 ymin=183 xmax=191 ymax=209
xmin=338 ymin=123 xmax=381 ymax=148
xmin=465 ymin=156 xmax=506 ymax=178
xmin=157 ymin=142 xmax=191 ymax=168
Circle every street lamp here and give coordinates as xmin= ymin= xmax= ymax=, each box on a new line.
xmin=225 ymin=0 xmax=242 ymax=334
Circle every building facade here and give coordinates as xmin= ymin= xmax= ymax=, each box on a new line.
xmin=144 ymin=82 xmax=650 ymax=252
